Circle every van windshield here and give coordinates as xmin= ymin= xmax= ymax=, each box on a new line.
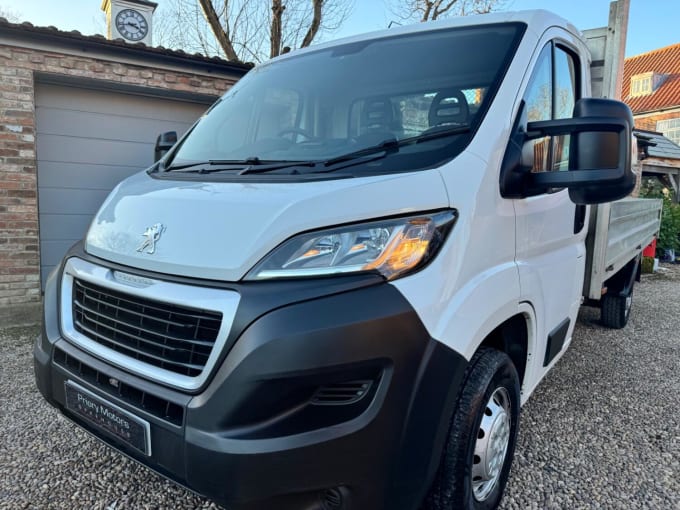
xmin=168 ymin=22 xmax=525 ymax=175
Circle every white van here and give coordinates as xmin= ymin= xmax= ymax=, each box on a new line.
xmin=35 ymin=9 xmax=660 ymax=510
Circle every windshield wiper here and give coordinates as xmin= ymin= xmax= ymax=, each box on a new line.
xmin=165 ymin=126 xmax=469 ymax=176
xmin=165 ymin=158 xmax=258 ymax=172
xmin=323 ymin=138 xmax=399 ymax=166
xmin=236 ymin=160 xmax=320 ymax=175
xmin=238 ymin=139 xmax=402 ymax=176
xmin=166 ymin=157 xmax=310 ymax=173
xmin=402 ymin=124 xmax=470 ymax=145
xmin=307 ymin=126 xmax=471 ymax=174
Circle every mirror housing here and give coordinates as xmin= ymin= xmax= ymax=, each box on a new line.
xmin=154 ymin=131 xmax=178 ymax=162
xmin=500 ymin=98 xmax=636 ymax=204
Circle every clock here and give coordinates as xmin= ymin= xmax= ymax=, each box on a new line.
xmin=115 ymin=8 xmax=149 ymax=41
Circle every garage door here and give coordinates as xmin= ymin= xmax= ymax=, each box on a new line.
xmin=35 ymin=82 xmax=212 ymax=287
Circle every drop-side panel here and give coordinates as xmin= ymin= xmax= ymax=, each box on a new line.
xmin=585 ymin=198 xmax=662 ymax=299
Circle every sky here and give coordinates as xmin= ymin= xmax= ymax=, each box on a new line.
xmin=0 ymin=0 xmax=678 ymax=58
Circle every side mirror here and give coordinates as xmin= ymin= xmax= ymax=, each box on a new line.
xmin=500 ymin=98 xmax=636 ymax=204
xmin=154 ymin=131 xmax=178 ymax=162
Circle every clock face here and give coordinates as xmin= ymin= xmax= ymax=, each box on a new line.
xmin=115 ymin=9 xmax=148 ymax=41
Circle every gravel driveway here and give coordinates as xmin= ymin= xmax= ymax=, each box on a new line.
xmin=1 ymin=267 xmax=678 ymax=509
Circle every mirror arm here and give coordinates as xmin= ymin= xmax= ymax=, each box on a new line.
xmin=525 ymin=117 xmax=627 ymax=139
xmin=530 ymin=168 xmax=623 ymax=187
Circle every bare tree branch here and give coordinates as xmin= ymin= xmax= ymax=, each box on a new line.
xmin=301 ymin=0 xmax=324 ymax=48
xmin=198 ymin=0 xmax=239 ymax=61
xmin=270 ymin=0 xmax=284 ymax=57
xmin=434 ymin=0 xmax=458 ymax=20
xmin=0 ymin=5 xmax=21 ymax=22
xmin=155 ymin=0 xmax=353 ymax=63
xmin=391 ymin=0 xmax=504 ymax=23
xmin=421 ymin=1 xmax=433 ymax=21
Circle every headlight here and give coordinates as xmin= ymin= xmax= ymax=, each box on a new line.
xmin=246 ymin=210 xmax=457 ymax=281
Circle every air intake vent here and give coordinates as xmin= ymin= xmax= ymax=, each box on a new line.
xmin=311 ymin=380 xmax=373 ymax=406
xmin=54 ymin=347 xmax=184 ymax=426
xmin=321 ymin=487 xmax=345 ymax=509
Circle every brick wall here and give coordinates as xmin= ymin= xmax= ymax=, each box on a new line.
xmin=634 ymin=110 xmax=680 ymax=132
xmin=0 ymin=43 xmax=236 ymax=325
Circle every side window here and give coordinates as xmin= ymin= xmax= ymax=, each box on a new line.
xmin=554 ymin=48 xmax=577 ymax=119
xmin=523 ymin=45 xmax=552 ymax=172
xmin=552 ymin=47 xmax=578 ymax=170
xmin=523 ymin=42 xmax=580 ymax=174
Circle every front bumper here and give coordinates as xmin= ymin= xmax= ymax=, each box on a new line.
xmin=34 ymin=257 xmax=467 ymax=510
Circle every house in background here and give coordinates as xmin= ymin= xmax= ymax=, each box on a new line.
xmin=635 ymin=129 xmax=680 ymax=196
xmin=623 ymin=43 xmax=680 ymax=199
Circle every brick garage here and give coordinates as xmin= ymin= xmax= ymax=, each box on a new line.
xmin=0 ymin=19 xmax=250 ymax=324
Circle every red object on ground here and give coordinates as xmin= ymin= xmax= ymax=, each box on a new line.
xmin=642 ymin=238 xmax=657 ymax=257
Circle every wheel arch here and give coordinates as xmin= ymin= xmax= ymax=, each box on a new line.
xmin=472 ymin=303 xmax=537 ymax=400
xmin=604 ymin=253 xmax=640 ymax=297
xmin=410 ymin=306 xmax=537 ymax=508
xmin=479 ymin=315 xmax=528 ymax=388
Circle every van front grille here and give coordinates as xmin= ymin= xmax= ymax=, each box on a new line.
xmin=72 ymin=278 xmax=222 ymax=377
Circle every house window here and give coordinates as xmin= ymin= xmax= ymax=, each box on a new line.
xmin=657 ymin=118 xmax=680 ymax=145
xmin=631 ymin=74 xmax=652 ymax=97
xmin=631 ymin=72 xmax=669 ymax=97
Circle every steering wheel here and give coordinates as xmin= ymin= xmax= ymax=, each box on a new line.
xmin=278 ymin=128 xmax=318 ymax=142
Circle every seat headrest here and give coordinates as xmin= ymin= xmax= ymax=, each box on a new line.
xmin=362 ymin=98 xmax=394 ymax=130
xmin=428 ymin=89 xmax=469 ymax=127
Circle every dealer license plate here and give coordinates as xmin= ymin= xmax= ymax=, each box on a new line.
xmin=64 ymin=381 xmax=151 ymax=456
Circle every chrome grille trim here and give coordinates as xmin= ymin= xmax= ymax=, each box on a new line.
xmin=73 ymin=295 xmax=214 ymax=348
xmin=60 ymin=258 xmax=240 ymax=391
xmin=71 ymin=318 xmax=205 ymax=373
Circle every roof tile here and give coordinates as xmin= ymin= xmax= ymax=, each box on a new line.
xmin=0 ymin=16 xmax=253 ymax=72
xmin=623 ymin=43 xmax=680 ymax=114
xmin=635 ymin=129 xmax=680 ymax=160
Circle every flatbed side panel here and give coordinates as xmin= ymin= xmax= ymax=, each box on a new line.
xmin=583 ymin=27 xmax=607 ymax=99
xmin=586 ymin=198 xmax=662 ymax=300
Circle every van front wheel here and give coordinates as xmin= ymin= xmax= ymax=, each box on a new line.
xmin=422 ymin=348 xmax=520 ymax=510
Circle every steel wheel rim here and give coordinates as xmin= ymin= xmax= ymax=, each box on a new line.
xmin=471 ymin=387 xmax=512 ymax=501
xmin=625 ymin=295 xmax=633 ymax=317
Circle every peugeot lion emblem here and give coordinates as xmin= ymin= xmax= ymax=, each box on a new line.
xmin=137 ymin=223 xmax=165 ymax=254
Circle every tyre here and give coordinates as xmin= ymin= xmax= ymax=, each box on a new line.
xmin=422 ymin=348 xmax=520 ymax=510
xmin=601 ymin=286 xmax=633 ymax=329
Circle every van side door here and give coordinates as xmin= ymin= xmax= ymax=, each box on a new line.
xmin=512 ymin=39 xmax=587 ymax=383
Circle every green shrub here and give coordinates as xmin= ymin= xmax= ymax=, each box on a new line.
xmin=640 ymin=181 xmax=680 ymax=254
xmin=641 ymin=256 xmax=655 ymax=273
xmin=657 ymin=195 xmax=680 ymax=253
